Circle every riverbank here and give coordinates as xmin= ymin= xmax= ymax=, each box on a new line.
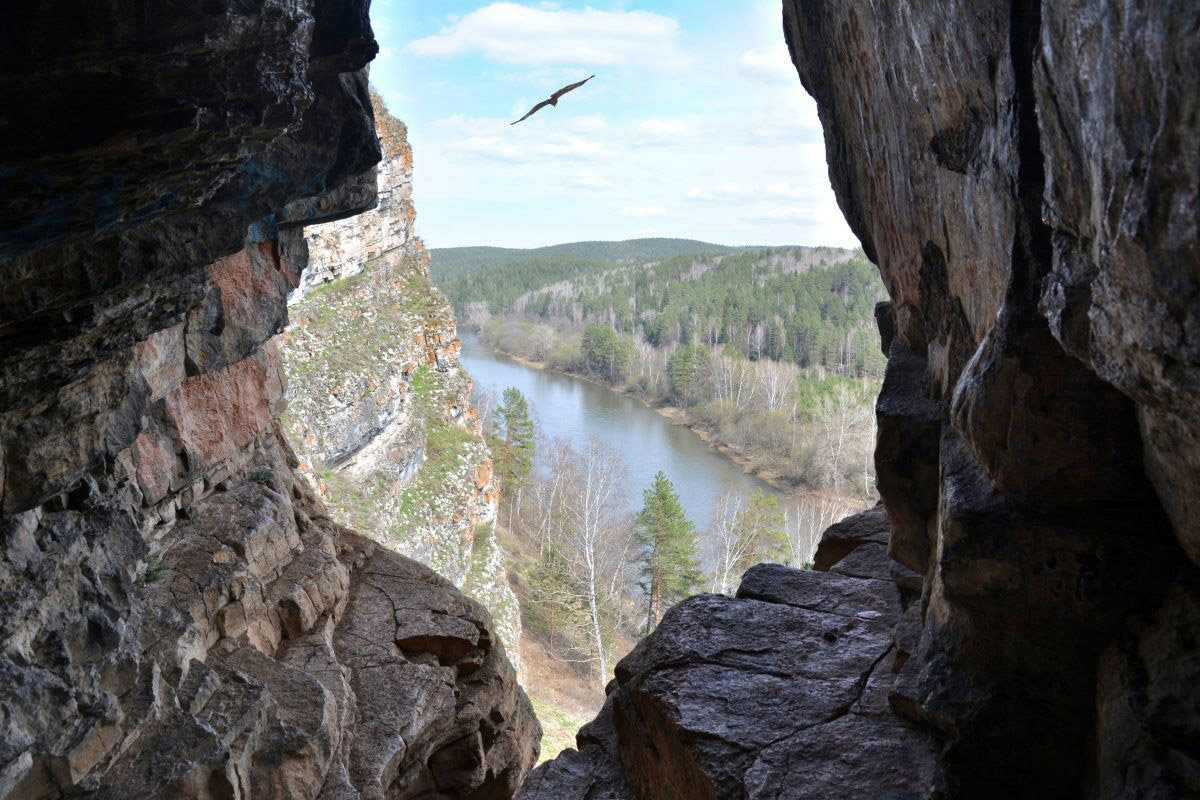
xmin=480 ymin=339 xmax=813 ymax=499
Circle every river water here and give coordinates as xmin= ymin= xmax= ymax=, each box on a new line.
xmin=459 ymin=333 xmax=783 ymax=528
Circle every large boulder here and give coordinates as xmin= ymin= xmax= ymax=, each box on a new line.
xmin=520 ymin=547 xmax=941 ymax=799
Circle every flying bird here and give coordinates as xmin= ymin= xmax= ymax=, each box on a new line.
xmin=511 ymin=75 xmax=595 ymax=125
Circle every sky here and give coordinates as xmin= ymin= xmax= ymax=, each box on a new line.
xmin=368 ymin=0 xmax=859 ymax=249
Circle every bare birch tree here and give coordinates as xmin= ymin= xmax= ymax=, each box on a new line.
xmin=706 ymin=489 xmax=748 ymax=595
xmin=783 ymin=496 xmax=851 ymax=567
xmin=551 ymin=438 xmax=633 ymax=688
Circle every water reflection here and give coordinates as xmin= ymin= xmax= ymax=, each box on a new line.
xmin=459 ymin=333 xmax=783 ymax=528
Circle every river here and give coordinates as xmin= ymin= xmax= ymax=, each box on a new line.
xmin=459 ymin=333 xmax=784 ymax=528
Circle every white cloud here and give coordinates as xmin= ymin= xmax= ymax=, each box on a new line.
xmin=620 ymin=206 xmax=667 ymax=217
xmin=688 ymin=182 xmax=822 ymax=202
xmin=747 ymin=113 xmax=824 ymax=143
xmin=444 ymin=132 xmax=613 ymax=162
xmin=745 ymin=206 xmax=812 ymax=222
xmin=634 ymin=118 xmax=691 ymax=145
xmin=406 ymin=3 xmax=689 ymax=69
xmin=541 ymin=137 xmax=614 ymax=159
xmin=762 ymin=182 xmax=818 ymax=199
xmin=430 ymin=113 xmax=614 ymax=162
xmin=740 ymin=202 xmax=844 ymax=224
xmin=563 ymin=114 xmax=609 ymax=133
xmin=688 ymin=183 xmax=746 ymax=200
xmin=738 ymin=47 xmax=796 ymax=83
xmin=445 ymin=136 xmax=526 ymax=161
xmin=574 ymin=173 xmax=615 ymax=190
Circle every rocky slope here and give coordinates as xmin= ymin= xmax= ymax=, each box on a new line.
xmin=280 ymin=94 xmax=522 ymax=665
xmin=519 ymin=507 xmax=937 ymax=800
xmin=524 ymin=1 xmax=1199 ymax=798
xmin=0 ymin=4 xmax=537 ymax=798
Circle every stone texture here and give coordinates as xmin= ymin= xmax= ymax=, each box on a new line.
xmin=1035 ymin=1 xmax=1200 ymax=557
xmin=0 ymin=3 xmax=538 ymax=798
xmin=278 ymin=99 xmax=518 ymax=662
xmin=521 ymin=554 xmax=941 ymax=799
xmin=779 ymin=0 xmax=1200 ymax=797
xmin=291 ymin=92 xmax=417 ymax=302
xmin=812 ymin=503 xmax=889 ymax=572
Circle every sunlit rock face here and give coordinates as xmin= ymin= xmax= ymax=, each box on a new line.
xmin=290 ymin=92 xmax=417 ymax=303
xmin=522 ymin=1 xmax=1198 ymax=798
xmin=0 ymin=3 xmax=537 ymax=797
xmin=519 ymin=508 xmax=939 ymax=800
xmin=278 ymin=95 xmax=521 ymax=666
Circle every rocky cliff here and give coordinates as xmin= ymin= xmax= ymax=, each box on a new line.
xmin=523 ymin=1 xmax=1199 ymax=798
xmin=280 ymin=94 xmax=521 ymax=666
xmin=0 ymin=4 xmax=537 ymax=798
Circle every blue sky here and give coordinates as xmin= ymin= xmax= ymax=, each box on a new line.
xmin=369 ymin=1 xmax=858 ymax=249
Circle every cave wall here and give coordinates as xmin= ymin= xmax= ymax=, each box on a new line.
xmin=784 ymin=0 xmax=1199 ymax=796
xmin=0 ymin=3 xmax=537 ymax=797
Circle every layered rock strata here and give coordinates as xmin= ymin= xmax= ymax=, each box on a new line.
xmin=0 ymin=3 xmax=537 ymax=797
xmin=289 ymin=92 xmax=417 ymax=303
xmin=280 ymin=96 xmax=520 ymax=663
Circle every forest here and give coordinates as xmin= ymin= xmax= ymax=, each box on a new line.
xmin=433 ymin=243 xmax=886 ymax=493
xmin=435 ymin=244 xmax=887 ymax=377
xmin=430 ymin=237 xmax=747 ymax=278
xmin=436 ymin=241 xmax=889 ymax=739
xmin=481 ymin=387 xmax=852 ymax=702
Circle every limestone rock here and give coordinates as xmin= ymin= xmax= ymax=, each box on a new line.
xmin=0 ymin=3 xmax=538 ymax=798
xmin=277 ymin=98 xmax=519 ymax=663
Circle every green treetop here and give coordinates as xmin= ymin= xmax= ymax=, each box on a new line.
xmin=636 ymin=471 xmax=702 ymax=633
xmin=494 ymin=386 xmax=535 ymax=493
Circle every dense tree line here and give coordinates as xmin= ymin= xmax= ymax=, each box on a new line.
xmin=441 ymin=246 xmax=887 ymax=379
xmin=482 ymin=317 xmax=880 ymax=496
xmin=430 ymin=237 xmax=745 ymax=279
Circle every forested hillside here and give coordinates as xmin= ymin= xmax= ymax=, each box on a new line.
xmin=438 ymin=244 xmax=886 ymax=378
xmin=430 ymin=237 xmax=749 ymax=278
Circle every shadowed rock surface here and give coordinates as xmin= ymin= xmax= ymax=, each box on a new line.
xmin=0 ymin=2 xmax=537 ymax=797
xmin=3 ymin=0 xmax=1198 ymax=798
xmin=525 ymin=1 xmax=1199 ymax=798
xmin=519 ymin=509 xmax=940 ymax=800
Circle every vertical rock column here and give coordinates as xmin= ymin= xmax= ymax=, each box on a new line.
xmin=785 ymin=0 xmax=1199 ymax=797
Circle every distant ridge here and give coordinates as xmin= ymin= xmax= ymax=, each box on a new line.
xmin=430 ymin=238 xmax=768 ymax=278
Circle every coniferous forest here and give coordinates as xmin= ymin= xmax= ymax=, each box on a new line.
xmin=434 ymin=242 xmax=887 ymax=378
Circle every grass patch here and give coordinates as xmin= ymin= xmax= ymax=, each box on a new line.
xmin=530 ymin=697 xmax=589 ymax=764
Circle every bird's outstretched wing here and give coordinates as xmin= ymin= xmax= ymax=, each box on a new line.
xmin=550 ymin=74 xmax=595 ymax=101
xmin=511 ymin=98 xmax=554 ymax=125
xmin=510 ymin=75 xmax=596 ymax=125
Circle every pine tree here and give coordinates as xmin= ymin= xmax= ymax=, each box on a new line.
xmin=636 ymin=471 xmax=701 ymax=633
xmin=494 ymin=386 xmax=535 ymax=493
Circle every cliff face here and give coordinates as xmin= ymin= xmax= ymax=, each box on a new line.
xmin=281 ymin=94 xmax=521 ymax=665
xmin=522 ymin=2 xmax=1199 ymax=798
xmin=0 ymin=4 xmax=536 ymax=798
xmin=787 ymin=1 xmax=1198 ymax=796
